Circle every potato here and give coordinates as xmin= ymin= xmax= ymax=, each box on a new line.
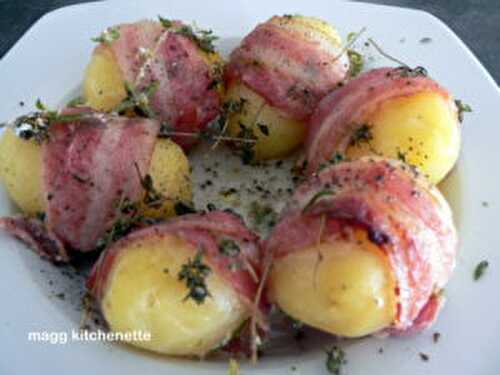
xmin=268 ymin=229 xmax=396 ymax=337
xmin=0 ymin=129 xmax=44 ymax=215
xmin=0 ymin=132 xmax=191 ymax=219
xmin=83 ymin=45 xmax=127 ymax=112
xmin=142 ymin=138 xmax=192 ymax=218
xmin=346 ymin=92 xmax=460 ymax=184
xmin=225 ymin=82 xmax=306 ymax=160
xmin=100 ymin=233 xmax=250 ymax=356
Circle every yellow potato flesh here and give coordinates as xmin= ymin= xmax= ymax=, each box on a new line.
xmin=83 ymin=45 xmax=126 ymax=112
xmin=0 ymin=129 xmax=45 ymax=215
xmin=101 ymin=234 xmax=249 ymax=357
xmin=0 ymin=132 xmax=191 ymax=220
xmin=142 ymin=138 xmax=192 ymax=218
xmin=225 ymin=82 xmax=306 ymax=160
xmin=268 ymin=230 xmax=396 ymax=337
xmin=346 ymin=92 xmax=460 ymax=184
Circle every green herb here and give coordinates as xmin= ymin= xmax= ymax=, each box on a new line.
xmin=236 ymin=122 xmax=257 ymax=164
xmin=177 ymin=250 xmax=211 ymax=304
xmin=325 ymin=346 xmax=346 ymax=375
xmin=66 ymin=96 xmax=85 ymax=107
xmin=347 ymin=49 xmax=364 ymax=77
xmin=303 ymin=190 xmax=336 ymax=212
xmin=158 ymin=16 xmax=218 ymax=54
xmin=397 ymin=150 xmax=407 ymax=163
xmin=6 ymin=99 xmax=88 ymax=144
xmin=114 ymin=81 xmax=159 ymax=118
xmin=258 ymin=123 xmax=270 ymax=136
xmin=134 ymin=163 xmax=165 ymax=209
xmin=393 ymin=66 xmax=428 ymax=78
xmin=218 ymin=239 xmax=240 ymax=257
xmin=92 ymin=26 xmax=120 ymax=44
xmin=473 ymin=260 xmax=489 ymax=281
xmin=330 ymin=152 xmax=344 ymax=165
xmin=174 ymin=201 xmax=197 ymax=216
xmin=250 ymin=201 xmax=277 ymax=229
xmin=455 ymin=99 xmax=472 ymax=123
xmin=350 ymin=124 xmax=373 ymax=147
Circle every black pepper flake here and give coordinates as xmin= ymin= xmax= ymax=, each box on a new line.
xmin=433 ymin=332 xmax=441 ymax=343
xmin=419 ymin=352 xmax=429 ymax=362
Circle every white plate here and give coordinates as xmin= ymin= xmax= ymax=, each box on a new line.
xmin=0 ymin=0 xmax=499 ymax=374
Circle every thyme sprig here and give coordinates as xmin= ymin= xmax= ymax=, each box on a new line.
xmin=326 ymin=346 xmax=347 ymax=375
xmin=114 ymin=81 xmax=159 ymax=118
xmin=1 ymin=99 xmax=89 ymax=144
xmin=350 ymin=124 xmax=373 ymax=146
xmin=158 ymin=16 xmax=218 ymax=54
xmin=177 ymin=250 xmax=212 ymax=304
xmin=455 ymin=99 xmax=472 ymax=123
xmin=92 ymin=26 xmax=120 ymax=44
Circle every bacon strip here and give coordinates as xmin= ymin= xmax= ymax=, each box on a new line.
xmin=225 ymin=16 xmax=349 ymax=121
xmin=107 ymin=20 xmax=221 ymax=149
xmin=0 ymin=216 xmax=69 ymax=263
xmin=43 ymin=111 xmax=159 ymax=252
xmin=305 ymin=67 xmax=457 ymax=174
xmin=87 ymin=211 xmax=261 ymax=307
xmin=265 ymin=158 xmax=457 ymax=333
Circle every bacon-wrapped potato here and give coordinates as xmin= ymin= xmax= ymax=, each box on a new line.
xmin=87 ymin=211 xmax=261 ymax=357
xmin=305 ymin=67 xmax=462 ymax=184
xmin=265 ymin=157 xmax=457 ymax=337
xmin=0 ymin=110 xmax=191 ymax=252
xmin=83 ymin=19 xmax=223 ymax=149
xmin=225 ymin=15 xmax=350 ymax=161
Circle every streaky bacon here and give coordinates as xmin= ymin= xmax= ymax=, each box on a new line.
xmin=264 ymin=158 xmax=457 ymax=334
xmin=0 ymin=216 xmax=68 ymax=263
xmin=43 ymin=110 xmax=159 ymax=252
xmin=225 ymin=16 xmax=349 ymax=121
xmin=87 ymin=211 xmax=261 ymax=308
xmin=305 ymin=67 xmax=457 ymax=174
xmin=106 ymin=20 xmax=221 ymax=149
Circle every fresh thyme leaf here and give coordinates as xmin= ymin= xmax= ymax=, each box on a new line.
xmin=326 ymin=346 xmax=346 ymax=375
xmin=35 ymin=98 xmax=47 ymax=111
xmin=92 ymin=26 xmax=120 ymax=44
xmin=347 ymin=49 xmax=364 ymax=77
xmin=303 ymin=190 xmax=335 ymax=212
xmin=455 ymin=99 xmax=472 ymax=123
xmin=250 ymin=201 xmax=277 ymax=229
xmin=158 ymin=16 xmax=218 ymax=54
xmin=66 ymin=96 xmax=85 ymax=107
xmin=350 ymin=124 xmax=373 ymax=147
xmin=114 ymin=80 xmax=159 ymax=118
xmin=134 ymin=163 xmax=166 ymax=209
xmin=178 ymin=250 xmax=211 ymax=304
xmin=474 ymin=260 xmax=489 ymax=281
xmin=257 ymin=123 xmax=270 ymax=136
xmin=218 ymin=239 xmax=240 ymax=257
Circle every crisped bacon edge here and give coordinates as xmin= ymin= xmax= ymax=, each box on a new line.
xmin=305 ymin=67 xmax=457 ymax=174
xmin=0 ymin=216 xmax=69 ymax=263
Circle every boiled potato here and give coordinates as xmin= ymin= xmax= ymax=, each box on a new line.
xmin=268 ymin=229 xmax=396 ymax=337
xmin=101 ymin=233 xmax=250 ymax=356
xmin=83 ymin=45 xmax=126 ymax=112
xmin=142 ymin=138 xmax=192 ymax=218
xmin=225 ymin=82 xmax=306 ymax=160
xmin=346 ymin=92 xmax=460 ymax=184
xmin=0 ymin=131 xmax=191 ymax=218
xmin=0 ymin=129 xmax=44 ymax=215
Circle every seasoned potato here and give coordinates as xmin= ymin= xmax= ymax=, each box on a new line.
xmin=268 ymin=229 xmax=396 ymax=337
xmin=346 ymin=92 xmax=460 ymax=184
xmin=0 ymin=129 xmax=44 ymax=215
xmin=225 ymin=82 xmax=306 ymax=160
xmin=100 ymin=234 xmax=250 ymax=356
xmin=83 ymin=45 xmax=126 ymax=112
xmin=142 ymin=138 xmax=192 ymax=218
xmin=0 ymin=132 xmax=191 ymax=218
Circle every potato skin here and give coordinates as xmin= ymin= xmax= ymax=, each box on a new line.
xmin=0 ymin=129 xmax=45 ymax=215
xmin=142 ymin=138 xmax=192 ymax=218
xmin=268 ymin=229 xmax=396 ymax=337
xmin=100 ymin=234 xmax=250 ymax=356
xmin=346 ymin=91 xmax=460 ymax=184
xmin=225 ymin=82 xmax=306 ymax=160
xmin=83 ymin=45 xmax=126 ymax=112
xmin=0 ymin=131 xmax=191 ymax=219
